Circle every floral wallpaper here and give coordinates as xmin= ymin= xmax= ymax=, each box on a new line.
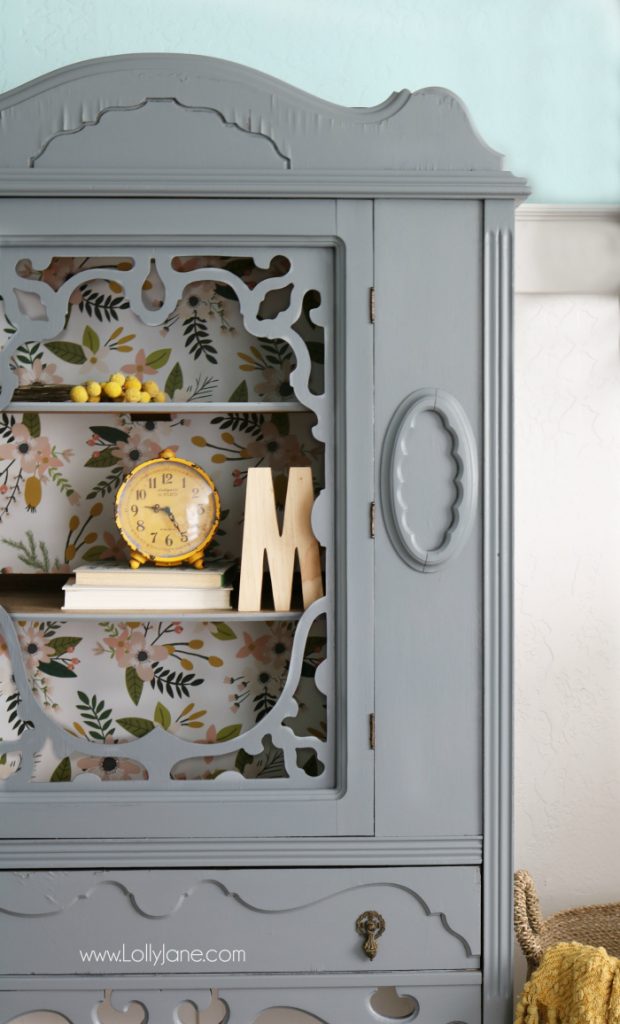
xmin=0 ymin=616 xmax=327 ymax=783
xmin=0 ymin=409 xmax=322 ymax=571
xmin=5 ymin=254 xmax=325 ymax=400
xmin=0 ymin=251 xmax=332 ymax=789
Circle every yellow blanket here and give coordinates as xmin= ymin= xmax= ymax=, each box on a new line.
xmin=515 ymin=942 xmax=620 ymax=1024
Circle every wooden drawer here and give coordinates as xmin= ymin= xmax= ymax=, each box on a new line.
xmin=0 ymin=866 xmax=480 ymax=976
xmin=0 ymin=973 xmax=482 ymax=1024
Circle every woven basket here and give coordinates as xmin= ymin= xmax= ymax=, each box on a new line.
xmin=514 ymin=870 xmax=620 ymax=973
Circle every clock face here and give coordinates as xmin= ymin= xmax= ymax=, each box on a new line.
xmin=116 ymin=455 xmax=219 ymax=564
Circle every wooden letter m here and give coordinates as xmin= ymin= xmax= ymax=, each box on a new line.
xmin=238 ymin=467 xmax=324 ymax=612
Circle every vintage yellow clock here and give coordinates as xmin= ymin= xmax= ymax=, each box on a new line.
xmin=115 ymin=448 xmax=220 ymax=568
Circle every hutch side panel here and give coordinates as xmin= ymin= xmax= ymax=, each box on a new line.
xmin=374 ymin=198 xmax=483 ymax=839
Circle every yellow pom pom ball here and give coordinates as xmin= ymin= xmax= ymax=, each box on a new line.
xmin=102 ymin=381 xmax=122 ymax=399
xmin=124 ymin=376 xmax=141 ymax=392
xmin=153 ymin=391 xmax=167 ymax=403
xmin=70 ymin=385 xmax=88 ymax=403
xmin=139 ymin=391 xmax=151 ymax=403
xmin=88 ymin=395 xmax=101 ymax=403
xmin=85 ymin=381 xmax=101 ymax=397
xmin=142 ymin=380 xmax=160 ymax=397
xmin=109 ymin=373 xmax=125 ymax=385
xmin=123 ymin=388 xmax=141 ymax=403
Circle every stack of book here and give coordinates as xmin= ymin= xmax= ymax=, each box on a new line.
xmin=62 ymin=563 xmax=234 ymax=611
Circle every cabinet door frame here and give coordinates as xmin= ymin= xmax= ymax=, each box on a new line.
xmin=0 ymin=197 xmax=375 ymax=840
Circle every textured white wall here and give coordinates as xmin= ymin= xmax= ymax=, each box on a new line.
xmin=514 ymin=292 xmax=620 ymax=985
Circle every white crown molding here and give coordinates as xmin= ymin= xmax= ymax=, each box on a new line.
xmin=515 ymin=204 xmax=620 ymax=294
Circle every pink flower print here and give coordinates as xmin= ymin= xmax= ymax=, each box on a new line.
xmin=235 ymin=631 xmax=272 ymax=664
xmin=32 ymin=436 xmax=63 ymax=479
xmin=120 ymin=347 xmax=157 ymax=380
xmin=15 ymin=357 xmax=63 ymax=387
xmin=0 ymin=424 xmax=63 ymax=478
xmin=76 ymin=748 xmax=148 ymax=781
xmin=265 ymin=622 xmax=294 ymax=671
xmin=254 ymin=362 xmax=295 ymax=401
xmin=0 ymin=423 xmax=40 ymax=474
xmin=98 ymin=530 xmax=128 ymax=563
xmin=194 ymin=724 xmax=219 ymax=769
xmin=41 ymin=257 xmax=89 ymax=291
xmin=16 ymin=256 xmax=88 ymax=291
xmin=19 ymin=623 xmax=54 ymax=673
xmin=106 ymin=628 xmax=169 ymax=682
xmin=175 ymin=280 xmax=217 ymax=320
xmin=199 ymin=724 xmax=218 ymax=746
xmin=246 ymin=420 xmax=309 ymax=472
xmin=171 ymin=255 xmax=221 ymax=273
xmin=114 ymin=426 xmax=162 ymax=473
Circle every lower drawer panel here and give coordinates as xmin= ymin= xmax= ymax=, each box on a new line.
xmin=0 ymin=972 xmax=482 ymax=1024
xmin=0 ymin=866 xmax=480 ymax=975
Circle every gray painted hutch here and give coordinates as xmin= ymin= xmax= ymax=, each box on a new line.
xmin=0 ymin=55 xmax=528 ymax=1023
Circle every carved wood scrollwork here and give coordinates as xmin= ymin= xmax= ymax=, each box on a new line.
xmin=381 ymin=388 xmax=478 ymax=573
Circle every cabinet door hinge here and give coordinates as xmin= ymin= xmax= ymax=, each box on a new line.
xmin=369 ymin=713 xmax=376 ymax=751
xmin=369 ymin=500 xmax=376 ymax=538
xmin=369 ymin=286 xmax=376 ymax=324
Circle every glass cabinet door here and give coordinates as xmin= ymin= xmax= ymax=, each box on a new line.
xmin=0 ymin=198 xmax=374 ymax=839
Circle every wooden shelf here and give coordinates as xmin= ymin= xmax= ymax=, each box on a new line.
xmin=0 ymin=578 xmax=304 ymax=621
xmin=4 ymin=401 xmax=309 ymax=415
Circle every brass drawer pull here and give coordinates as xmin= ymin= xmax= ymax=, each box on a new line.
xmin=356 ymin=909 xmax=386 ymax=960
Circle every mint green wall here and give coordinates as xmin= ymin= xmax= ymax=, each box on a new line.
xmin=1 ymin=0 xmax=618 ymax=202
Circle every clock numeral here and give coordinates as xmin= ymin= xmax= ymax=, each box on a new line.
xmin=182 ymin=477 xmax=186 ymax=488
xmin=130 ymin=504 xmax=139 ymax=516
xmin=136 ymin=520 xmax=145 ymax=532
xmin=180 ymin=532 xmax=188 ymax=543
xmin=192 ymin=486 xmax=199 ymax=497
xmin=162 ymin=472 xmax=173 ymax=485
xmin=197 ymin=504 xmax=206 ymax=516
xmin=165 ymin=535 xmax=174 ymax=547
xmin=136 ymin=488 xmax=146 ymax=500
xmin=149 ymin=476 xmax=157 ymax=489
xmin=150 ymin=531 xmax=158 ymax=543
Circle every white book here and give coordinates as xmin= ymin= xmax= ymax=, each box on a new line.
xmin=62 ymin=581 xmax=233 ymax=612
xmin=73 ymin=562 xmax=234 ymax=589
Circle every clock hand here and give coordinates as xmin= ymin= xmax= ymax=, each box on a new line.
xmin=166 ymin=509 xmax=184 ymax=535
xmin=143 ymin=503 xmax=184 ymax=535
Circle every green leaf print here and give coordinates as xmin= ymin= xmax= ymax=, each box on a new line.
xmin=22 ymin=412 xmax=41 ymax=438
xmin=47 ymin=636 xmax=81 ymax=657
xmin=85 ymin=448 xmax=120 ymax=468
xmin=210 ymin=622 xmax=237 ymax=642
xmin=76 ymin=691 xmax=114 ymax=741
xmin=82 ymin=545 xmax=109 ymax=563
xmin=117 ymin=717 xmax=156 ymax=738
xmin=89 ymin=425 xmax=129 ymax=445
xmin=216 ymin=723 xmax=242 ymax=742
xmin=228 ymin=380 xmax=248 ymax=402
xmin=154 ymin=702 xmax=172 ymax=730
xmin=125 ymin=666 xmax=144 ymax=707
xmin=44 ymin=341 xmax=87 ymax=365
xmin=50 ymin=757 xmax=72 ymax=782
xmin=82 ymin=325 xmax=100 ymax=353
xmin=146 ymin=348 xmax=171 ymax=370
xmin=37 ymin=660 xmax=77 ymax=679
xmin=164 ymin=361 xmax=183 ymax=398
